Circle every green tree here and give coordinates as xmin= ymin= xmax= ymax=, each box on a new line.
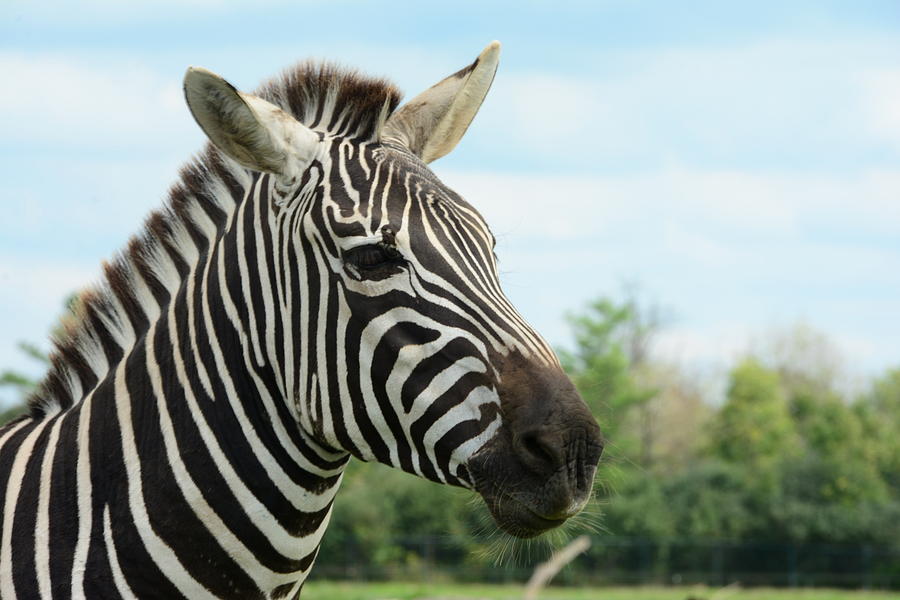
xmin=0 ymin=295 xmax=79 ymax=426
xmin=663 ymin=460 xmax=755 ymax=539
xmin=602 ymin=467 xmax=674 ymax=538
xmin=756 ymin=324 xmax=876 ymax=479
xmin=318 ymin=460 xmax=478 ymax=577
xmin=558 ymin=293 xmax=660 ymax=464
xmin=618 ymin=363 xmax=711 ymax=471
xmin=709 ymin=358 xmax=799 ymax=470
xmin=706 ymin=357 xmax=799 ymax=538
xmin=857 ymin=368 xmax=900 ymax=494
xmin=0 ymin=341 xmax=48 ymax=425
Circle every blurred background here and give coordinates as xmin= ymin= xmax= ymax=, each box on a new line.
xmin=2 ymin=1 xmax=899 ymax=596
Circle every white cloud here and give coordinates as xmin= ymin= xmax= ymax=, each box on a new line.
xmin=471 ymin=36 xmax=900 ymax=169
xmin=441 ymin=166 xmax=900 ymax=244
xmin=438 ymin=166 xmax=900 ymax=376
xmin=655 ymin=323 xmax=750 ymax=368
xmin=862 ymin=68 xmax=900 ymax=147
xmin=5 ymin=0 xmax=285 ymax=26
xmin=0 ymin=52 xmax=198 ymax=148
xmin=0 ymin=255 xmax=99 ymax=393
xmin=3 ymin=154 xmax=184 ymax=240
xmin=0 ymin=255 xmax=99 ymax=315
xmin=439 ymin=171 xmax=625 ymax=239
xmin=652 ymin=320 xmax=892 ymax=404
xmin=662 ymin=224 xmax=735 ymax=267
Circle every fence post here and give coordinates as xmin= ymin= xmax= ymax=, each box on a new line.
xmin=787 ymin=544 xmax=798 ymax=587
xmin=862 ymin=544 xmax=872 ymax=590
xmin=712 ymin=541 xmax=724 ymax=587
xmin=422 ymin=535 xmax=434 ymax=582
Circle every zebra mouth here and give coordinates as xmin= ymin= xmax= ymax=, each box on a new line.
xmin=479 ymin=491 xmax=569 ymax=538
xmin=467 ymin=441 xmax=598 ymax=538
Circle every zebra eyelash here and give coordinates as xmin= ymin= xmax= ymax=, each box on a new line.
xmin=342 ymin=243 xmax=403 ymax=271
xmin=340 ymin=225 xmax=406 ymax=280
xmin=342 ymin=240 xmax=406 ymax=281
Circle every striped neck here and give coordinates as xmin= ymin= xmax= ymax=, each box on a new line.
xmin=103 ymin=165 xmax=348 ymax=596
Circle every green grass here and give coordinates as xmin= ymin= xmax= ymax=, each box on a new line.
xmin=300 ymin=581 xmax=900 ymax=600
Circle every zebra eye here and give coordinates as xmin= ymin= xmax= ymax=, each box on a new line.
xmin=343 ymin=244 xmax=404 ymax=276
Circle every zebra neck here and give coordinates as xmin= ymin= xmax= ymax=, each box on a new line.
xmin=184 ymin=173 xmax=349 ymax=473
xmin=91 ymin=179 xmax=350 ymax=595
xmin=0 ymin=191 xmax=350 ymax=598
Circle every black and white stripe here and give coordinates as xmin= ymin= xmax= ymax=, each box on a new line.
xmin=0 ymin=43 xmax=578 ymax=599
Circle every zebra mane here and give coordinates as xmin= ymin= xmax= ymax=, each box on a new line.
xmin=27 ymin=62 xmax=403 ymax=419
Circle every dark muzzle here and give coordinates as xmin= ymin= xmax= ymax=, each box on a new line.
xmin=468 ymin=352 xmax=603 ymax=537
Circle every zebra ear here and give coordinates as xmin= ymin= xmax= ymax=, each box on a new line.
xmin=183 ymin=67 xmax=319 ymax=180
xmin=381 ymin=41 xmax=500 ymax=164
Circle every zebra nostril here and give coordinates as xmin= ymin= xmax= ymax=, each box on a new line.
xmin=515 ymin=430 xmax=561 ymax=473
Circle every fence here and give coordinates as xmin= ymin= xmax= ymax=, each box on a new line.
xmin=314 ymin=534 xmax=900 ymax=589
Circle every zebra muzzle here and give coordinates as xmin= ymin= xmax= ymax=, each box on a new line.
xmin=467 ymin=353 xmax=603 ymax=537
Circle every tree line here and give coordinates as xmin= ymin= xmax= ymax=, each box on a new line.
xmin=561 ymin=294 xmax=900 ymax=548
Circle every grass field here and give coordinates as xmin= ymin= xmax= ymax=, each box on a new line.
xmin=301 ymin=582 xmax=900 ymax=600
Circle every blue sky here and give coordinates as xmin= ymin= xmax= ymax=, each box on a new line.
xmin=1 ymin=1 xmax=899 ymax=405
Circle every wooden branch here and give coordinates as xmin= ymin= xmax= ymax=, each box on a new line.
xmin=523 ymin=536 xmax=591 ymax=600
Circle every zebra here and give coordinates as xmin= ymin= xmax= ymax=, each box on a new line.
xmin=0 ymin=42 xmax=603 ymax=599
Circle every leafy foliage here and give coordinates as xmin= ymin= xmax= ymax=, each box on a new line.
xmin=0 ymin=341 xmax=47 ymax=425
xmin=558 ymin=293 xmax=900 ymax=551
xmin=710 ymin=358 xmax=799 ymax=469
xmin=558 ymin=293 xmax=660 ymax=464
xmin=0 ymin=295 xmax=76 ymax=425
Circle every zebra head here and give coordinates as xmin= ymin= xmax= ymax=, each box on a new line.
xmin=184 ymin=43 xmax=603 ymax=538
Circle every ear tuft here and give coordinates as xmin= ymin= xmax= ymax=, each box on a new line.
xmin=382 ymin=41 xmax=501 ymax=164
xmin=183 ymin=66 xmax=319 ymax=178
